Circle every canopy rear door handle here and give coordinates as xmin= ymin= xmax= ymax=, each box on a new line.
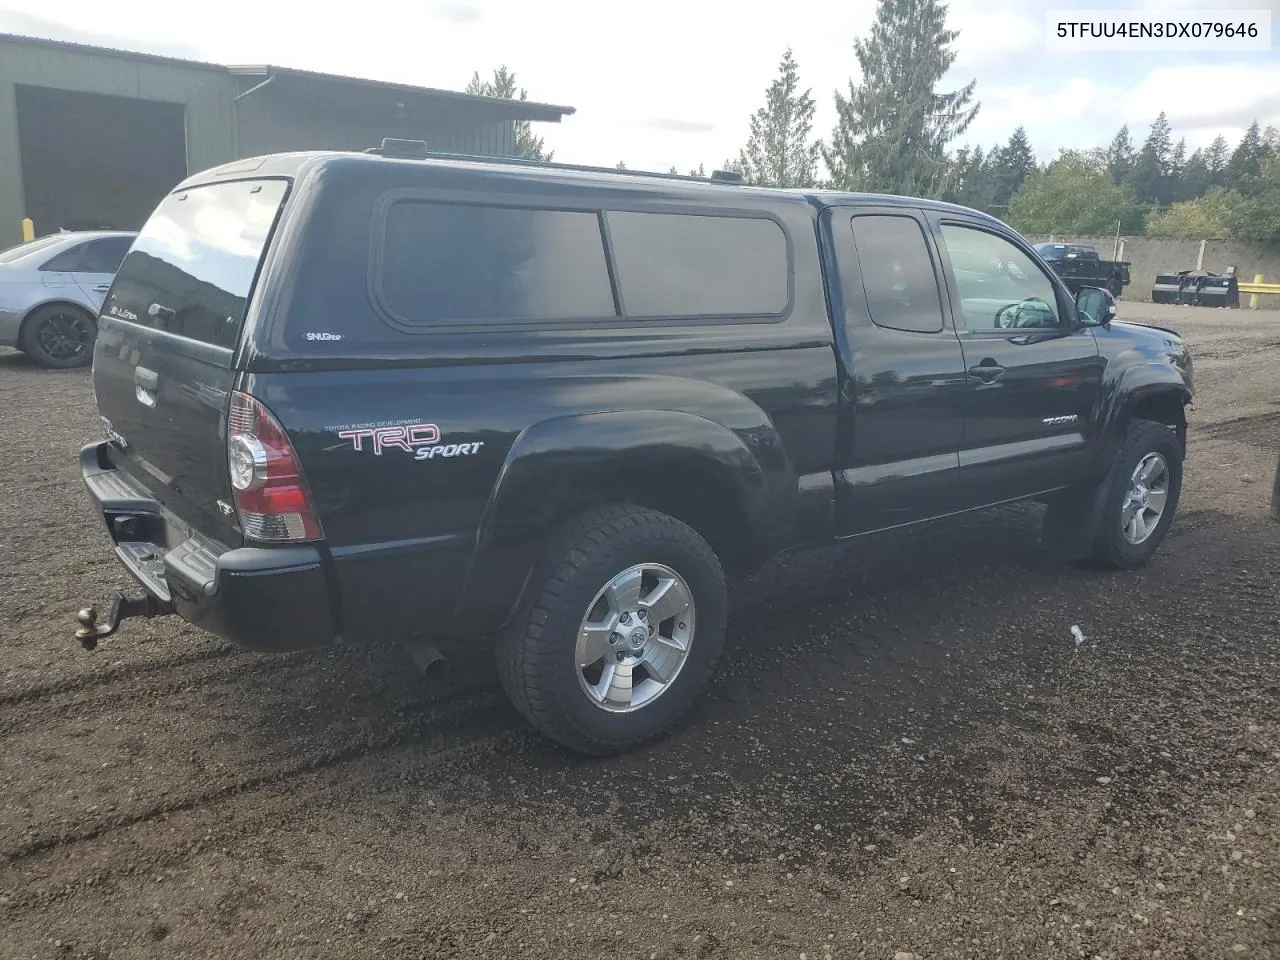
xmin=134 ymin=366 xmax=159 ymax=407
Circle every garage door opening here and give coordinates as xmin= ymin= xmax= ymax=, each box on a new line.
xmin=16 ymin=85 xmax=187 ymax=236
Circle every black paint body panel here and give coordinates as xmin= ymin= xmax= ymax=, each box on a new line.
xmin=83 ymin=151 xmax=1193 ymax=650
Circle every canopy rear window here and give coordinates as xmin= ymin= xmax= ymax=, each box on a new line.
xmin=105 ymin=179 xmax=288 ymax=349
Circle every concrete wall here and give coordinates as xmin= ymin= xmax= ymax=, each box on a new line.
xmin=1027 ymin=234 xmax=1280 ymax=309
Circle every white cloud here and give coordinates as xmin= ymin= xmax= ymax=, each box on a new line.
xmin=1126 ymin=63 xmax=1280 ymax=137
xmin=1 ymin=0 xmax=1274 ymax=174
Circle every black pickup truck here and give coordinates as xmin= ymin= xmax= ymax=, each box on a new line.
xmin=75 ymin=145 xmax=1194 ymax=755
xmin=1034 ymin=242 xmax=1132 ymax=297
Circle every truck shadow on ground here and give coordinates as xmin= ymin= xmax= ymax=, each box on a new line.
xmin=224 ymin=501 xmax=1276 ymax=877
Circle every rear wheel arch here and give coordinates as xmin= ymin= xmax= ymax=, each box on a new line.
xmin=455 ymin=412 xmax=783 ymax=630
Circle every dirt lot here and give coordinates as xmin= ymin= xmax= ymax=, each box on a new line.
xmin=1 ymin=303 xmax=1277 ymax=960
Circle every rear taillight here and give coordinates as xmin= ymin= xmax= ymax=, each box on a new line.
xmin=226 ymin=391 xmax=322 ymax=543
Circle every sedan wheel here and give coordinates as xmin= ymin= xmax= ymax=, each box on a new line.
xmin=22 ymin=305 xmax=96 ymax=368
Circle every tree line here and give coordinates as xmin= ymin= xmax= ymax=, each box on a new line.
xmin=470 ymin=0 xmax=1279 ymax=242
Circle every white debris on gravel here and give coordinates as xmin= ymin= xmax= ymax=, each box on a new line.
xmin=1071 ymin=624 xmax=1086 ymax=646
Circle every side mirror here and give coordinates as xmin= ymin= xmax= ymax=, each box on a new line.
xmin=1075 ymin=285 xmax=1117 ymax=327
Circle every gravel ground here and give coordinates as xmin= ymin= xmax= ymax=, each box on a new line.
xmin=1 ymin=302 xmax=1277 ymax=960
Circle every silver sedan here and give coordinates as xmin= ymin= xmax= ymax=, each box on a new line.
xmin=0 ymin=231 xmax=136 ymax=368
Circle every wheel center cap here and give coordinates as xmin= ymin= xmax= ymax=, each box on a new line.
xmin=627 ymin=627 xmax=647 ymax=649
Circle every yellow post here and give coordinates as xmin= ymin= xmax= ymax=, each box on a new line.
xmin=1250 ymin=274 xmax=1264 ymax=310
xmin=20 ymin=217 xmax=34 ymax=243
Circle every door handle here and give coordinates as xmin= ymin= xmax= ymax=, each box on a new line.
xmin=969 ymin=361 xmax=1006 ymax=383
xmin=94 ymin=284 xmax=111 ymax=293
xmin=134 ymin=366 xmax=159 ymax=407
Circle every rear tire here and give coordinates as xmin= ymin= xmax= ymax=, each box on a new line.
xmin=21 ymin=304 xmax=96 ymax=368
xmin=1089 ymin=418 xmax=1183 ymax=569
xmin=497 ymin=504 xmax=727 ymax=756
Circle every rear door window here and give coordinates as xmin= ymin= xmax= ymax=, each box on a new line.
xmin=377 ymin=201 xmax=617 ymax=325
xmin=105 ymin=179 xmax=288 ymax=349
xmin=80 ymin=236 xmax=134 ymax=274
xmin=849 ymin=214 xmax=945 ymax=334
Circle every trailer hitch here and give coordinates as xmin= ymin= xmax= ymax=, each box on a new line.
xmin=75 ymin=593 xmax=166 ymax=651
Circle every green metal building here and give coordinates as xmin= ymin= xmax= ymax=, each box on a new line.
xmin=0 ymin=33 xmax=575 ymax=244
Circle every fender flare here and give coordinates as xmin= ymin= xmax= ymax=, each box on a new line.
xmin=1101 ymin=371 xmax=1191 ymax=459
xmin=451 ymin=409 xmax=787 ymax=629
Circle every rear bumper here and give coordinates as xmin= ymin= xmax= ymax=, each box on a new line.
xmin=80 ymin=441 xmax=337 ymax=652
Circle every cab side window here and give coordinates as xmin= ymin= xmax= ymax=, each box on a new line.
xmin=940 ymin=224 xmax=1061 ymax=331
xmin=849 ymin=214 xmax=945 ymax=334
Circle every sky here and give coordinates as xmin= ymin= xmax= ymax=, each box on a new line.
xmin=1 ymin=0 xmax=1278 ymax=174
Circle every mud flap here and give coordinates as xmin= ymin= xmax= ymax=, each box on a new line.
xmin=1040 ymin=467 xmax=1115 ymax=561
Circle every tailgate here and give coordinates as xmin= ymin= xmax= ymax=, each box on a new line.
xmin=92 ymin=178 xmax=290 ymax=544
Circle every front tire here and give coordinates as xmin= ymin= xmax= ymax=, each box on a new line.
xmin=1090 ymin=418 xmax=1183 ymax=569
xmin=21 ymin=304 xmax=96 ymax=368
xmin=497 ymin=504 xmax=728 ymax=756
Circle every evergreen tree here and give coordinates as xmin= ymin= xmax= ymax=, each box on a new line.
xmin=1168 ymin=137 xmax=1188 ymax=202
xmin=941 ymin=145 xmax=976 ymax=204
xmin=1131 ymin=112 xmax=1174 ymax=207
xmin=1223 ymin=154 xmax=1280 ymax=241
xmin=1180 ymin=148 xmax=1211 ymax=200
xmin=1226 ymin=120 xmax=1268 ymax=188
xmin=942 ymin=145 xmax=997 ymax=212
xmin=1106 ymin=125 xmax=1136 ymax=186
xmin=823 ymin=0 xmax=979 ymax=197
xmin=1205 ymin=135 xmax=1230 ymax=186
xmin=992 ymin=126 xmax=1035 ymax=208
xmin=465 ymin=66 xmax=552 ymax=161
xmin=734 ymin=49 xmax=820 ymax=188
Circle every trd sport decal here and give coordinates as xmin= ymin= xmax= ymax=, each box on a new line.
xmin=328 ymin=419 xmax=485 ymax=461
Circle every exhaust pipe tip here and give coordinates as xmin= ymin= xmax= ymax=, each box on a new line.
xmin=402 ymin=638 xmax=447 ymax=679
xmin=423 ymin=656 xmax=447 ymax=681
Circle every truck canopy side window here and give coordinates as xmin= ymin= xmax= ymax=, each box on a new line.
xmin=848 ymin=214 xmax=945 ymax=334
xmin=605 ymin=211 xmax=789 ymax=318
xmin=379 ymin=202 xmax=617 ymax=324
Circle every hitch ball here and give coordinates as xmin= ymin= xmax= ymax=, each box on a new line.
xmin=75 ymin=607 xmax=102 ymax=651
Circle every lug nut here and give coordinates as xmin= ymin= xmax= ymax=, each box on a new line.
xmin=620 ymin=612 xmax=631 ymax=624
xmin=637 ymin=609 xmax=647 ymax=620
xmin=616 ymin=651 xmax=625 ymax=662
xmin=610 ymin=633 xmax=621 ymax=645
